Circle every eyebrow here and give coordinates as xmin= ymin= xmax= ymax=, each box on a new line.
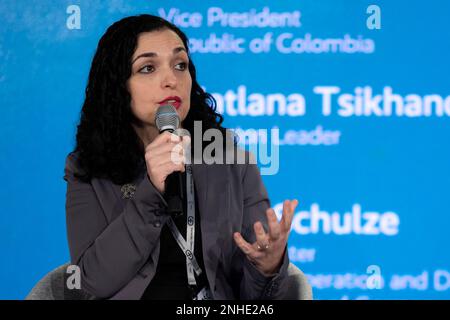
xmin=131 ymin=47 xmax=187 ymax=65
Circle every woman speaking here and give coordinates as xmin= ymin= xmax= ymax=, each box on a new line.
xmin=64 ymin=14 xmax=298 ymax=300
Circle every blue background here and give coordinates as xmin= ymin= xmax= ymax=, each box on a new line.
xmin=0 ymin=0 xmax=449 ymax=299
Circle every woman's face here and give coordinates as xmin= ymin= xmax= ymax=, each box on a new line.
xmin=127 ymin=29 xmax=192 ymax=128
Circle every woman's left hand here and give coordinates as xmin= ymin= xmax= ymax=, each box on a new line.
xmin=233 ymin=199 xmax=299 ymax=277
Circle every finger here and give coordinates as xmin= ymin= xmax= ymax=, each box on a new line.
xmin=170 ymin=144 xmax=186 ymax=165
xmin=279 ymin=200 xmax=290 ymax=231
xmin=253 ymin=221 xmax=269 ymax=247
xmin=292 ymin=199 xmax=299 ymax=208
xmin=234 ymin=233 xmax=265 ymax=260
xmin=148 ymin=141 xmax=184 ymax=162
xmin=149 ymin=131 xmax=176 ymax=149
xmin=181 ymin=135 xmax=191 ymax=147
xmin=181 ymin=136 xmax=192 ymax=163
xmin=285 ymin=199 xmax=298 ymax=230
xmin=158 ymin=160 xmax=186 ymax=178
xmin=282 ymin=199 xmax=298 ymax=233
xmin=147 ymin=141 xmax=182 ymax=159
xmin=280 ymin=199 xmax=295 ymax=233
xmin=290 ymin=199 xmax=299 ymax=213
xmin=266 ymin=208 xmax=281 ymax=240
xmin=148 ymin=158 xmax=183 ymax=186
xmin=150 ymin=149 xmax=185 ymax=169
xmin=233 ymin=232 xmax=255 ymax=256
xmin=147 ymin=132 xmax=181 ymax=150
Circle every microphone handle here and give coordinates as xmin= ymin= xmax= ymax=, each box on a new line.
xmin=165 ymin=170 xmax=184 ymax=216
xmin=160 ymin=128 xmax=184 ymax=216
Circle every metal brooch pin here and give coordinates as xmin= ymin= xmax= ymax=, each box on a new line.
xmin=120 ymin=183 xmax=136 ymax=199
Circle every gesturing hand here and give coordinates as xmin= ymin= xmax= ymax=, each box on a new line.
xmin=233 ymin=199 xmax=299 ymax=277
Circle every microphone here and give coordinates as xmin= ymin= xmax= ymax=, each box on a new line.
xmin=155 ymin=104 xmax=184 ymax=216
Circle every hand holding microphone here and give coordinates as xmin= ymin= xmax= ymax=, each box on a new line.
xmin=144 ymin=104 xmax=189 ymax=215
xmin=144 ymin=131 xmax=185 ymax=194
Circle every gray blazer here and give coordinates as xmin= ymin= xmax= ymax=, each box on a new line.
xmin=64 ymin=151 xmax=290 ymax=300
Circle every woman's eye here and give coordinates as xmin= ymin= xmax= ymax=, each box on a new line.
xmin=175 ymin=62 xmax=188 ymax=71
xmin=138 ymin=62 xmax=188 ymax=74
xmin=139 ymin=65 xmax=154 ymax=74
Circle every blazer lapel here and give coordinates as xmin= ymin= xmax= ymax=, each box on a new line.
xmin=192 ymin=163 xmax=225 ymax=298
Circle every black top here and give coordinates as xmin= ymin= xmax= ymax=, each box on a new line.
xmin=141 ymin=171 xmax=209 ymax=300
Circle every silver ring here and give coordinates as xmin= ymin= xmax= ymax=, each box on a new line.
xmin=257 ymin=243 xmax=270 ymax=251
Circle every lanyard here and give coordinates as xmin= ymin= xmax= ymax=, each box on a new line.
xmin=166 ymin=164 xmax=203 ymax=286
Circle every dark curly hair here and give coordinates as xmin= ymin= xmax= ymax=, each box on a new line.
xmin=73 ymin=14 xmax=229 ymax=185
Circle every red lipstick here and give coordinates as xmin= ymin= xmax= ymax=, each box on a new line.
xmin=158 ymin=96 xmax=182 ymax=109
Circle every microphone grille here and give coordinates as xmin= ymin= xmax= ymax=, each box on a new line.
xmin=155 ymin=104 xmax=180 ymax=132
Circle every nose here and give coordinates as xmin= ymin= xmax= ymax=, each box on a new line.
xmin=161 ymin=68 xmax=177 ymax=89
